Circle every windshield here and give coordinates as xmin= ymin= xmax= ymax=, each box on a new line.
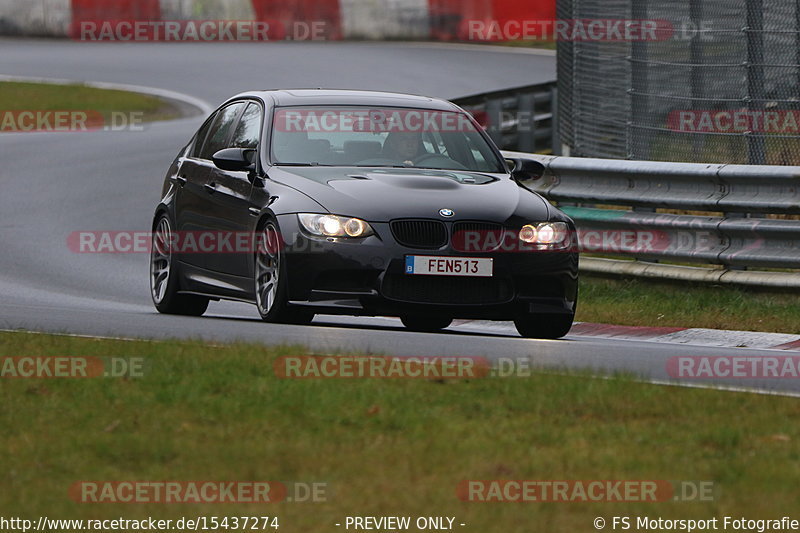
xmin=270 ymin=106 xmax=506 ymax=172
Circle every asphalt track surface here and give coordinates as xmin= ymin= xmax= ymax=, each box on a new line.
xmin=1 ymin=39 xmax=796 ymax=395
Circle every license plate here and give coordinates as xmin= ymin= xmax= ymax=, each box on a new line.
xmin=405 ymin=255 xmax=493 ymax=277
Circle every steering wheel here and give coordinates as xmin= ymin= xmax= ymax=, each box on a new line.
xmin=413 ymin=153 xmax=468 ymax=170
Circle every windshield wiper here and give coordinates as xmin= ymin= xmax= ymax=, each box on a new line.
xmin=351 ymin=164 xmax=409 ymax=168
xmin=275 ymin=162 xmax=334 ymax=167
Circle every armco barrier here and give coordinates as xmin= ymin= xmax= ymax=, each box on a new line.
xmin=500 ymin=150 xmax=800 ymax=287
xmin=454 ymin=82 xmax=557 ymax=154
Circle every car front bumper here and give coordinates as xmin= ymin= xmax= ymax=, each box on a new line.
xmin=277 ymin=214 xmax=579 ymax=320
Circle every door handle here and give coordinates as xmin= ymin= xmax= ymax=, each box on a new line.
xmin=204 ymin=182 xmax=217 ymax=194
xmin=175 ymin=175 xmax=187 ymax=186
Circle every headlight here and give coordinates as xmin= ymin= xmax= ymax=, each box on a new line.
xmin=519 ymin=222 xmax=569 ymax=245
xmin=298 ymin=213 xmax=374 ymax=238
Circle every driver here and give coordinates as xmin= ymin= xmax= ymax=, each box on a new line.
xmin=382 ymin=131 xmax=425 ymax=164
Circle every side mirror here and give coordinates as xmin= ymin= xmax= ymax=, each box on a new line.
xmin=212 ymin=148 xmax=256 ymax=172
xmin=507 ymin=158 xmax=545 ymax=181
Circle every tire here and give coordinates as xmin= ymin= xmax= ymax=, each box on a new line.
xmin=150 ymin=214 xmax=209 ymax=316
xmin=514 ymin=313 xmax=574 ymax=339
xmin=254 ymin=220 xmax=314 ymax=325
xmin=401 ymin=316 xmax=453 ymax=333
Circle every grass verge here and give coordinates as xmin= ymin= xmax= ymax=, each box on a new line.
xmin=1 ymin=331 xmax=799 ymax=531
xmin=0 ymin=81 xmax=180 ymax=129
xmin=577 ymin=275 xmax=800 ymax=333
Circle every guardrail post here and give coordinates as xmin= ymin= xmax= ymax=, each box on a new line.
xmin=485 ymin=97 xmax=503 ymax=148
xmin=518 ymin=91 xmax=535 ymax=153
xmin=454 ymin=82 xmax=559 ymax=154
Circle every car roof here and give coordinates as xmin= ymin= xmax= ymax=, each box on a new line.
xmin=227 ymin=89 xmax=462 ymax=112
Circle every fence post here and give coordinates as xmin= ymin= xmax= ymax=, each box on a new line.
xmin=689 ymin=0 xmax=705 ymax=161
xmin=551 ymin=86 xmax=561 ymax=156
xmin=629 ymin=0 xmax=651 ymax=160
xmin=745 ymin=0 xmax=766 ymax=165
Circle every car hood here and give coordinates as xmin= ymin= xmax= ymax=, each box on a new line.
xmin=268 ymin=166 xmax=551 ymax=223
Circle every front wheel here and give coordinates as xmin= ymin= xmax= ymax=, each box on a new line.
xmin=150 ymin=214 xmax=209 ymax=316
xmin=514 ymin=313 xmax=574 ymax=339
xmin=254 ymin=221 xmax=314 ymax=325
xmin=400 ymin=316 xmax=453 ymax=333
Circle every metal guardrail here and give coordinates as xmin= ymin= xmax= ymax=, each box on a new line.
xmin=453 ymin=82 xmax=557 ymax=155
xmin=455 ymin=84 xmax=800 ymax=286
xmin=501 ymin=151 xmax=800 ymax=287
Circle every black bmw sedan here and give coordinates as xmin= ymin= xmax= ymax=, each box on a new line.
xmin=150 ymin=89 xmax=578 ymax=338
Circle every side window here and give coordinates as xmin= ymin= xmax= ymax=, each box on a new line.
xmin=199 ymin=102 xmax=246 ymax=160
xmin=229 ymin=103 xmax=262 ymax=149
xmin=191 ymin=114 xmax=215 ymax=158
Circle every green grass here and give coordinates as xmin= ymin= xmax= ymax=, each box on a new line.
xmin=2 ymin=331 xmax=800 ymax=531
xmin=0 ymin=81 xmax=180 ymax=127
xmin=577 ymin=275 xmax=800 ymax=333
xmin=648 ymin=126 xmax=800 ymax=166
